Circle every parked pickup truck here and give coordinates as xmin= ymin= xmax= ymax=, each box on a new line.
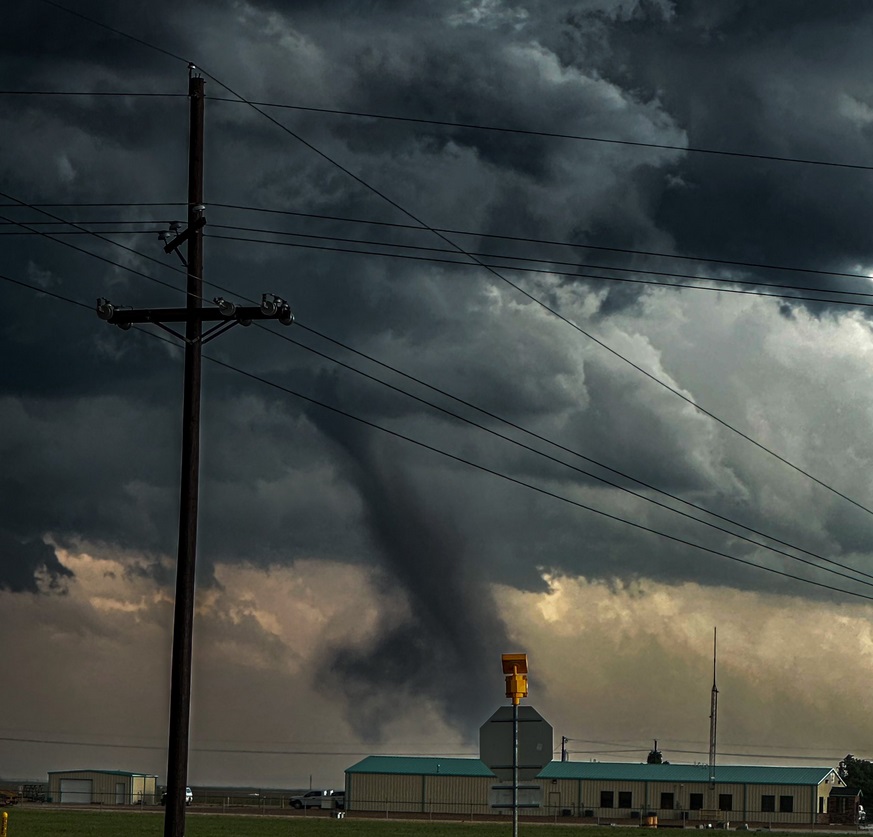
xmin=289 ymin=789 xmax=333 ymax=809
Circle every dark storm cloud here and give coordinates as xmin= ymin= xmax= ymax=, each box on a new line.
xmin=564 ymin=0 xmax=873 ymax=286
xmin=9 ymin=1 xmax=873 ymax=788
xmin=0 ymin=393 xmax=182 ymax=557
xmin=6 ymin=2 xmax=193 ymax=83
xmin=0 ymin=529 xmax=71 ymax=592
xmin=4 ymin=0 xmax=873 ymax=616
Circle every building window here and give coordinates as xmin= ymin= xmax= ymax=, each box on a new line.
xmin=780 ymin=796 xmax=793 ymax=813
xmin=761 ymin=795 xmax=775 ymax=813
xmin=661 ymin=792 xmax=674 ymax=810
xmin=719 ymin=794 xmax=733 ymax=811
xmin=601 ymin=791 xmax=614 ymax=809
xmin=619 ymin=791 xmax=632 ymax=808
xmin=690 ymin=794 xmax=703 ymax=811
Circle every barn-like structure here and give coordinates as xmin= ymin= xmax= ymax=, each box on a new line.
xmin=345 ymin=756 xmax=847 ymax=826
xmin=47 ymin=769 xmax=157 ymax=805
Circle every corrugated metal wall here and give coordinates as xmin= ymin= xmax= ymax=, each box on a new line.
xmin=348 ymin=771 xmax=826 ymax=824
xmin=349 ymin=773 xmax=421 ymax=813
xmin=348 ymin=773 xmax=496 ymax=815
xmin=424 ymin=775 xmax=494 ymax=816
xmin=49 ymin=771 xmax=155 ymax=805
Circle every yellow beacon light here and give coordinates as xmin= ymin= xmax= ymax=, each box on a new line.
xmin=501 ymin=653 xmax=528 ymax=705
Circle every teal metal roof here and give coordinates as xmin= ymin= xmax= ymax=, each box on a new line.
xmin=48 ymin=769 xmax=158 ymax=778
xmin=539 ymin=762 xmax=838 ymax=786
xmin=346 ymin=757 xmax=838 ymax=786
xmin=347 ymin=756 xmax=495 ymax=777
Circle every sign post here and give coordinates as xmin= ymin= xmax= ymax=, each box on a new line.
xmin=479 ymin=655 xmax=553 ymax=837
xmin=504 ymin=654 xmax=526 ymax=837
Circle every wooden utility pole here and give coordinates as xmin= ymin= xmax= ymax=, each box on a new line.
xmin=96 ymin=66 xmax=294 ymax=837
xmin=163 ymin=67 xmax=205 ymax=837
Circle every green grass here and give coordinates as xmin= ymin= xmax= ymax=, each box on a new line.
xmin=0 ymin=810 xmax=819 ymax=837
xmin=0 ymin=810 xmax=593 ymax=837
xmin=0 ymin=810 xmax=554 ymax=837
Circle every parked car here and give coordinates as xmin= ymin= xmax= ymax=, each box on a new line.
xmin=160 ymin=787 xmax=193 ymax=805
xmin=289 ymin=789 xmax=332 ymax=809
xmin=330 ymin=790 xmax=345 ymax=810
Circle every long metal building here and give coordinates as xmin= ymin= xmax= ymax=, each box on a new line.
xmin=345 ymin=756 xmax=847 ymax=826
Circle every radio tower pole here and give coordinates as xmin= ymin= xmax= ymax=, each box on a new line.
xmin=708 ymin=627 xmax=718 ymax=787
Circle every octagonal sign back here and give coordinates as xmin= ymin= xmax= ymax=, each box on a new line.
xmin=479 ymin=705 xmax=553 ymax=781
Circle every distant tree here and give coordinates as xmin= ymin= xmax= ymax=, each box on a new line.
xmin=840 ymin=754 xmax=873 ymax=800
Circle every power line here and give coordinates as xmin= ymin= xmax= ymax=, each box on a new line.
xmin=216 ymin=156 xmax=873 ymax=521
xmin=6 ymin=210 xmax=871 ymax=592
xmin=7 ymin=207 xmax=873 ymax=312
xmin=207 ymin=352 xmax=873 ymax=601
xmin=566 ymin=747 xmax=842 ymax=763
xmin=8 ymin=214 xmax=873 ymax=305
xmin=0 ymin=202 xmax=184 ymax=208
xmin=8 ymin=201 xmax=872 ymax=589
xmin=3 ymin=268 xmax=872 ymax=603
xmin=4 ymin=87 xmax=870 ymax=172
xmin=205 ymin=97 xmax=873 ymax=173
xmin=564 ymin=736 xmax=863 ymax=759
xmin=35 ymin=0 xmax=193 ymax=66
xmin=209 ymin=203 xmax=873 ymax=286
xmin=9 ymin=206 xmax=873 ymax=589
xmin=197 ymin=100 xmax=873 ymax=520
xmin=0 ymin=734 xmax=472 ymax=758
xmin=0 ymin=208 xmax=187 ymax=298
xmin=0 ymin=229 xmax=162 ymax=236
xmin=205 ymin=231 xmax=873 ymax=309
xmin=0 ymin=219 xmax=174 ymax=226
xmin=0 ymin=192 xmax=244 ymax=307
xmin=0 ymin=271 xmax=94 ymax=312
xmin=263 ymin=324 xmax=873 ymax=590
xmin=295 ymin=322 xmax=873 ymax=583
xmin=6 ymin=31 xmax=872 ymax=581
xmin=20 ymin=8 xmax=873 ymax=565
xmin=6 ymin=214 xmax=873 ymax=307
xmin=34 ymin=0 xmax=873 ymax=523
xmin=0 ymin=90 xmax=183 ymax=98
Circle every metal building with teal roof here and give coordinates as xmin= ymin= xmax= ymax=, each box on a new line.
xmin=345 ymin=755 xmax=847 ymax=825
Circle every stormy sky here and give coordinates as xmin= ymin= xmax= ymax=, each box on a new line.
xmin=3 ymin=0 xmax=873 ymax=787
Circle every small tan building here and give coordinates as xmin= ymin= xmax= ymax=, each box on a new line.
xmin=47 ymin=769 xmax=157 ymax=805
xmin=345 ymin=756 xmax=846 ymax=826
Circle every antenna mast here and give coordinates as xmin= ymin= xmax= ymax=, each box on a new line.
xmin=708 ymin=627 xmax=718 ymax=786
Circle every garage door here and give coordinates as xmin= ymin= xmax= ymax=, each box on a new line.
xmin=60 ymin=779 xmax=92 ymax=804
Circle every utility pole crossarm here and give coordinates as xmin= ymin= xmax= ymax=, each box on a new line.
xmin=97 ymin=296 xmax=294 ymax=329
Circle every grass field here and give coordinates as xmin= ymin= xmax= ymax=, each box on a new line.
xmin=0 ymin=809 xmax=812 ymax=837
xmin=0 ymin=809 xmax=590 ymax=836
